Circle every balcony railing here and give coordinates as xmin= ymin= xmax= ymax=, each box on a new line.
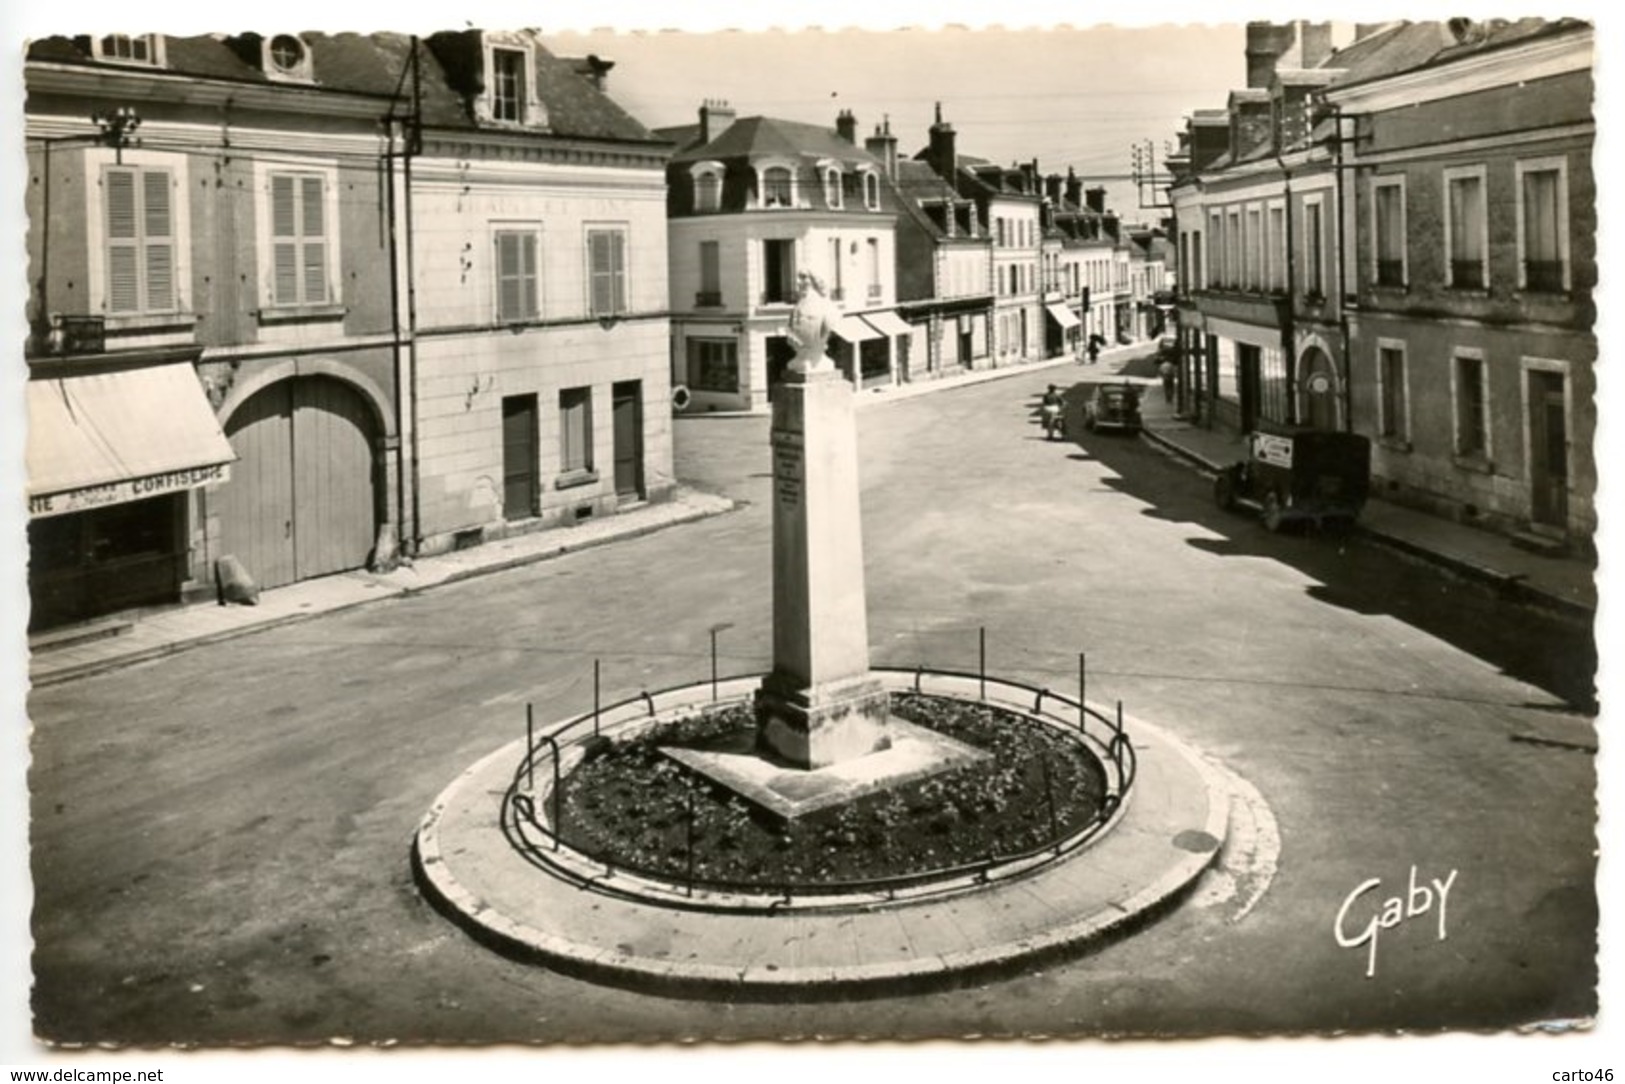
xmin=695 ymin=290 xmax=722 ymax=308
xmin=1451 ymin=260 xmax=1485 ymax=289
xmin=1375 ymin=259 xmax=1405 ymax=288
xmin=45 ymin=314 xmax=106 ymax=355
xmin=1524 ymin=259 xmax=1565 ymax=293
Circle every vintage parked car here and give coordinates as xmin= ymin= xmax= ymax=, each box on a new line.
xmin=1214 ymin=423 xmax=1372 ymax=532
xmin=1083 ymin=383 xmax=1143 ymax=433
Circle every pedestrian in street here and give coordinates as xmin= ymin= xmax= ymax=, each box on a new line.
xmin=1087 ymin=334 xmax=1102 ymax=365
xmin=1040 ymin=384 xmax=1065 ymax=439
xmin=1158 ymin=356 xmax=1176 ymax=404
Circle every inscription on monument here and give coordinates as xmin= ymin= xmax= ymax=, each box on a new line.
xmin=772 ymin=430 xmax=804 ymax=508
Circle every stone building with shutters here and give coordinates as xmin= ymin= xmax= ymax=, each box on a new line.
xmin=408 ymin=31 xmax=674 ymax=548
xmin=22 ymin=30 xmax=674 ymax=629
xmin=1166 ymin=20 xmax=1371 ymax=438
xmin=1041 ymin=172 xmax=1120 ymax=358
xmin=1323 ymin=19 xmax=1595 ymax=550
xmin=1169 ymin=18 xmax=1595 ymax=550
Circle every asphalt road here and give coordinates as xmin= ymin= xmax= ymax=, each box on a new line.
xmin=25 ymin=365 xmax=1597 ymax=1043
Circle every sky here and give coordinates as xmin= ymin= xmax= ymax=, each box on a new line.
xmin=544 ymin=25 xmax=1250 ymax=221
xmin=1 ymin=0 xmax=1621 ymax=1078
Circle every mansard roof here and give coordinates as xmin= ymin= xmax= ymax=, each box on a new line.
xmin=666 ymin=114 xmax=884 ymax=167
xmin=25 ymin=30 xmax=659 ymax=144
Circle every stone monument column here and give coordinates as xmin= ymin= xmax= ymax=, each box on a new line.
xmin=756 ymin=274 xmax=891 ymax=769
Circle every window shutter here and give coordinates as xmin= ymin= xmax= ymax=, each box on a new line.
xmin=300 ymin=176 xmax=324 ymax=236
xmin=589 ymin=232 xmax=611 ymax=315
xmin=142 ymin=170 xmax=171 ymax=238
xmin=105 ymin=169 xmax=139 ymax=312
xmin=271 ymin=175 xmax=296 ymax=238
xmin=495 ymin=231 xmax=539 ymax=321
xmin=270 ymin=175 xmax=298 ymax=304
xmin=106 ymin=170 xmax=137 ymax=239
xmin=301 ymin=175 xmax=327 ymax=302
xmin=145 ymin=244 xmax=174 ymax=312
xmin=273 ymin=246 xmax=299 ymax=304
xmin=303 ymin=242 xmax=327 ymax=303
xmin=142 ymin=171 xmax=175 ymax=310
xmin=610 ymin=230 xmax=626 ymax=313
xmin=497 ymin=234 xmax=516 ymax=320
xmin=521 ymin=233 xmax=538 ymax=318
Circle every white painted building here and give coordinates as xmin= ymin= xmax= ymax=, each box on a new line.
xmin=409 ymin=31 xmax=676 ymax=550
xmin=659 ymin=104 xmax=906 ymax=412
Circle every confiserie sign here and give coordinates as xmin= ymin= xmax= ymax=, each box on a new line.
xmin=29 ymin=463 xmax=231 ymax=518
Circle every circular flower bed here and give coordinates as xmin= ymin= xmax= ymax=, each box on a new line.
xmin=553 ymin=692 xmax=1109 ymax=892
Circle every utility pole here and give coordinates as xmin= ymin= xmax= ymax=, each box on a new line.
xmin=1131 ymin=139 xmax=1174 ymax=211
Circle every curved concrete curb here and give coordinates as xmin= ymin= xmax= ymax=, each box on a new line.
xmin=413 ymin=706 xmax=1231 ymax=996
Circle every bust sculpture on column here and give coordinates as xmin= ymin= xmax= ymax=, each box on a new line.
xmin=786 ymin=270 xmax=836 ymax=375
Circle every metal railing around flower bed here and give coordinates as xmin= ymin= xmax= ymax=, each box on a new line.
xmin=502 ymin=661 xmax=1137 ymax=910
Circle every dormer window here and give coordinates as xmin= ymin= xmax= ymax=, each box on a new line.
xmin=271 ymin=36 xmax=303 ymax=71
xmin=93 ymin=34 xmax=162 ymax=66
xmin=863 ymin=170 xmax=881 ymax=210
xmin=492 ymin=49 xmax=525 ymax=122
xmin=263 ymin=34 xmax=314 ymax=83
xmin=762 ymin=166 xmax=793 ymax=208
xmin=476 ymin=33 xmax=547 ymax=128
xmin=824 ymin=167 xmax=842 ymax=209
xmin=690 ymin=162 xmax=723 ymax=213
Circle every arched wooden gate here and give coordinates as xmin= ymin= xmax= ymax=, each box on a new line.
xmin=215 ymin=375 xmax=380 ymax=590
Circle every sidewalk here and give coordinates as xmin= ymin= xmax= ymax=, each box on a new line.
xmin=25 ymin=345 xmax=1150 ymax=690
xmin=1133 ymin=393 xmax=1596 ymax=618
xmin=684 ymin=343 xmax=1148 ymax=419
xmin=26 ymin=487 xmax=737 ymax=688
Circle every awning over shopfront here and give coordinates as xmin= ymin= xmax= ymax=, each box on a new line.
xmin=860 ymin=310 xmax=914 ymax=339
xmin=27 ymin=362 xmax=236 ymax=519
xmin=830 ymin=314 xmax=884 ymax=343
xmin=1045 ymin=302 xmax=1082 ymax=330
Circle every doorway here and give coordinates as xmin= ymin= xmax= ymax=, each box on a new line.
xmin=216 ymin=376 xmax=380 ymax=590
xmin=502 ymin=394 xmax=539 ymax=521
xmin=1528 ymin=369 xmax=1569 ymax=531
xmin=612 ymin=381 xmax=645 ymax=502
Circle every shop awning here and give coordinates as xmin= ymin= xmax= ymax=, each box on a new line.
xmin=860 ymin=310 xmax=914 ymax=338
xmin=830 ymin=314 xmax=883 ymax=343
xmin=27 ymin=362 xmax=235 ymax=519
xmin=1045 ymin=302 xmax=1082 ymax=330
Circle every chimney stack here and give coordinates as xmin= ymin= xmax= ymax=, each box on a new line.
xmin=1297 ymin=22 xmax=1334 ymax=69
xmin=1065 ymin=167 xmax=1083 ymax=209
xmin=1086 ymin=185 xmax=1107 ymax=214
xmin=1247 ymin=21 xmax=1335 ymax=87
xmin=926 ymin=101 xmax=957 ymax=182
xmin=864 ymin=115 xmax=899 ymax=180
xmin=699 ymin=98 xmax=736 ymax=144
xmin=1246 ymin=22 xmax=1298 ymax=88
xmin=836 ymin=108 xmax=857 ymax=144
xmin=580 ymin=54 xmax=613 ymax=92
xmin=1045 ymin=174 xmax=1064 ymax=204
xmin=1022 ymin=159 xmax=1041 ymax=194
